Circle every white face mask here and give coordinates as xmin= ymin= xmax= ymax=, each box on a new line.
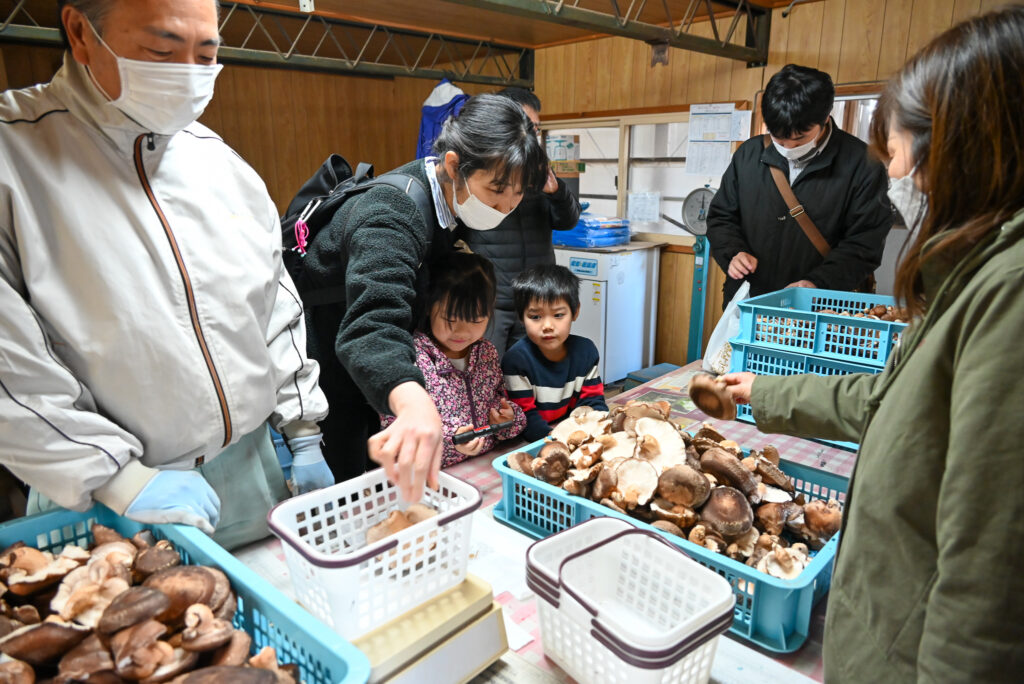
xmin=453 ymin=177 xmax=510 ymax=231
xmin=887 ymin=166 xmax=928 ymax=237
xmin=87 ymin=20 xmax=223 ymax=135
xmin=772 ymin=122 xmax=829 ymax=163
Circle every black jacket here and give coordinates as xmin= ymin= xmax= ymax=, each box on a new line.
xmin=302 ymin=160 xmax=453 ymax=416
xmin=455 ymin=178 xmax=581 ymax=310
xmin=706 ymin=126 xmax=893 ymax=303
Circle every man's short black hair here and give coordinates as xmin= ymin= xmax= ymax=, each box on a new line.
xmin=496 ymin=87 xmax=542 ymax=113
xmin=762 ymin=64 xmax=835 ymax=139
xmin=512 ymin=264 xmax=580 ymax=319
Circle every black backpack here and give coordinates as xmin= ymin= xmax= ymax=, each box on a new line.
xmin=281 ymin=154 xmax=434 ymax=307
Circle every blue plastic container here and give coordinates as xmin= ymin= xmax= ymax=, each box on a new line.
xmin=0 ymin=505 xmax=370 ymax=684
xmin=734 ymin=288 xmax=906 ymax=368
xmin=493 ymin=439 xmax=849 ymax=653
xmin=729 ymin=340 xmax=877 ymax=451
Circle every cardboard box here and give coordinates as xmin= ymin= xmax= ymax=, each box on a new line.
xmin=353 ymin=574 xmax=495 ymax=683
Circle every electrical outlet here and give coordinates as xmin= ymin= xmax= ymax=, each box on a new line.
xmin=299 ymin=0 xmax=315 ymax=11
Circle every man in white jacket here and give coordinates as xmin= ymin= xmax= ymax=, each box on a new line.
xmin=0 ymin=0 xmax=332 ymax=549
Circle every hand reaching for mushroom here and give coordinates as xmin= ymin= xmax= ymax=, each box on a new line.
xmin=719 ymin=372 xmax=757 ymax=405
xmin=453 ymin=426 xmax=485 ymax=456
xmin=369 ymin=381 xmax=443 ymax=503
xmin=489 ymin=398 xmax=516 ymax=426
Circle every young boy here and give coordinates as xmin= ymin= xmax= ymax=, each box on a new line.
xmin=502 ymin=264 xmax=608 ymax=442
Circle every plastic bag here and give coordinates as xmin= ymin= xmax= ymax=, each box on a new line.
xmin=702 ymin=281 xmax=750 ymax=375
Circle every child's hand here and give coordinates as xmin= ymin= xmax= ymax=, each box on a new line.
xmin=489 ymin=399 xmax=516 ymax=425
xmin=454 ymin=426 xmax=485 ymax=456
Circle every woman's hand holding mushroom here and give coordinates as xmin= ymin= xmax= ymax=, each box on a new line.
xmin=369 ymin=381 xmax=443 ymax=503
xmin=453 ymin=426 xmax=484 ymax=457
xmin=719 ymin=372 xmax=757 ymax=405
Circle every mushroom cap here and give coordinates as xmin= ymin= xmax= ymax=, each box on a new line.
xmin=0 ymin=659 xmax=34 ymax=684
xmin=650 ymin=520 xmax=685 ymax=537
xmin=365 ymin=510 xmax=413 ymax=545
xmin=700 ymin=448 xmax=758 ymax=497
xmin=181 ymin=604 xmax=234 ymax=652
xmin=139 ymin=646 xmax=199 ymax=683
xmin=754 ymin=458 xmax=795 ymax=493
xmin=98 ymin=587 xmax=172 ymax=635
xmin=142 ymin=567 xmax=216 ymax=627
xmin=613 ymin=458 xmax=659 ymax=508
xmin=599 ymin=432 xmax=637 ymax=462
xmin=506 ymin=452 xmax=535 ymax=477
xmin=209 ymin=630 xmax=252 ymax=667
xmin=91 ymin=524 xmax=128 ymax=547
xmin=650 ymin=498 xmax=699 ymax=529
xmin=0 ymin=618 xmax=91 ymax=665
xmin=176 ymin=666 xmax=277 ymax=683
xmin=404 ymin=504 xmax=438 ymax=525
xmin=203 ymin=567 xmax=232 ymax=616
xmin=803 ymin=499 xmax=843 ymax=539
xmin=532 ymin=442 xmax=572 ymax=485
xmin=634 ymin=417 xmax=688 ymax=474
xmin=756 ymin=544 xmax=805 ymax=579
xmin=761 ymin=445 xmax=781 ymax=466
xmin=700 ymin=486 xmax=754 ymax=539
xmin=688 ymin=374 xmax=737 ymax=421
xmin=755 ymin=501 xmax=802 ymax=536
xmin=657 ymin=465 xmax=711 ymax=508
xmin=693 ymin=423 xmax=728 ymax=444
xmin=599 ymin=498 xmax=627 ymax=515
xmin=134 ymin=541 xmax=182 ymax=580
xmin=591 ymin=462 xmax=619 ymax=501
xmin=58 ymin=633 xmax=115 ymax=680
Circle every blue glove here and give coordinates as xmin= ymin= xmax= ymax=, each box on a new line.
xmin=124 ymin=470 xmax=221 ymax=535
xmin=287 ymin=434 xmax=335 ymax=495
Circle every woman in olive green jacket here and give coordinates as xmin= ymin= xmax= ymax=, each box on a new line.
xmin=725 ymin=8 xmax=1024 ymax=683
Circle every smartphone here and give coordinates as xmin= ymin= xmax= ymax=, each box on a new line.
xmin=451 ymin=420 xmax=515 ymax=445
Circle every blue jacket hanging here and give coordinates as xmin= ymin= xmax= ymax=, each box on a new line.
xmin=417 ymin=79 xmax=469 ymax=159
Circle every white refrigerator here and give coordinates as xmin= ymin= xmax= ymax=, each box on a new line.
xmin=554 ymin=243 xmax=660 ymax=383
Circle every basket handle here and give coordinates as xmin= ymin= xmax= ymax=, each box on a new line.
xmin=556 ymin=528 xmax=686 ymax=618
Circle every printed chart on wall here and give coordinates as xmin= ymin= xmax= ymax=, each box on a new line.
xmin=686 ymin=103 xmax=753 ymax=176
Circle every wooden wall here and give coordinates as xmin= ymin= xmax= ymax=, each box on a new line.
xmin=532 ymin=0 xmax=1004 ymax=365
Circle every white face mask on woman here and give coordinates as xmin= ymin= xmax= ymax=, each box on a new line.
xmin=887 ymin=166 xmax=928 ymax=237
xmin=86 ymin=19 xmax=223 ymax=135
xmin=452 ymin=177 xmax=510 ymax=231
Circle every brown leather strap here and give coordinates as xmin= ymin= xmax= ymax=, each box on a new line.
xmin=763 ymin=134 xmax=831 ymax=258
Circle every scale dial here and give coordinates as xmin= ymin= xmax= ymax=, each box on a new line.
xmin=682 ymin=186 xmax=717 ymax=236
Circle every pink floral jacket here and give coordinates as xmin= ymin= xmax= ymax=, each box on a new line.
xmin=380 ymin=332 xmax=526 ymax=467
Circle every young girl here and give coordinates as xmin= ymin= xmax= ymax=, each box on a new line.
xmin=381 ymin=251 xmax=526 ymax=468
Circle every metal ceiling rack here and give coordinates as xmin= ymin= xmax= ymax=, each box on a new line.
xmin=439 ymin=0 xmax=771 ymax=65
xmin=0 ymin=0 xmax=534 ymax=87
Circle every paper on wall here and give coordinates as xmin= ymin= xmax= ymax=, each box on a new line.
xmin=731 ymin=110 xmax=753 ymax=140
xmin=686 ymin=141 xmax=733 ymax=176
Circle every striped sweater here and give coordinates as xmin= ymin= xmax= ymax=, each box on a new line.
xmin=501 ymin=335 xmax=607 ymax=442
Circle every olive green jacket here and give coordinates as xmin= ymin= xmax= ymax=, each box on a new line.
xmin=751 ymin=209 xmax=1024 ymax=683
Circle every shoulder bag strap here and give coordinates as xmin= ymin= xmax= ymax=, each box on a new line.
xmin=763 ymin=134 xmax=831 ymax=258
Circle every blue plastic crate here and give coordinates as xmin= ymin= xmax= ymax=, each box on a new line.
xmin=734 ymin=288 xmax=906 ymax=368
xmin=493 ymin=439 xmax=848 ymax=653
xmin=730 ymin=341 xmax=878 ymax=451
xmin=0 ymin=505 xmax=370 ymax=684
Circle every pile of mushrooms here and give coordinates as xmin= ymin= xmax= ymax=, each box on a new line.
xmin=506 ymin=402 xmax=843 ymax=580
xmin=0 ymin=525 xmax=301 ymax=683
xmin=819 ymin=303 xmax=909 ymax=323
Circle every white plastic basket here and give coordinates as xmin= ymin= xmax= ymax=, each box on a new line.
xmin=527 ymin=517 xmax=735 ymax=684
xmin=268 ymin=469 xmax=480 ymax=640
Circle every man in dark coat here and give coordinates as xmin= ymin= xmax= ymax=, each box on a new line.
xmin=707 ymin=64 xmax=892 ymax=305
xmin=456 ymin=88 xmax=582 ymax=355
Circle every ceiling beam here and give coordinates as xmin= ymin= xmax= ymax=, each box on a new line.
xmin=438 ymin=0 xmax=771 ymax=64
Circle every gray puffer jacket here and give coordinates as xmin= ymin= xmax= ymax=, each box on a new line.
xmin=455 ymin=178 xmax=581 ymax=310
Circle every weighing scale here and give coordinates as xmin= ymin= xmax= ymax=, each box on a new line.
xmin=662 ymin=184 xmax=716 ymax=363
